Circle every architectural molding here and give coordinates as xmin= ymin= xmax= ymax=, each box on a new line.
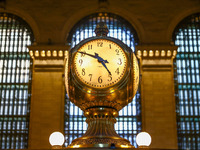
xmin=136 ymin=45 xmax=178 ymax=71
xmin=28 ymin=45 xmax=69 ymax=72
xmin=28 ymin=45 xmax=69 ymax=60
xmin=136 ymin=45 xmax=178 ymax=59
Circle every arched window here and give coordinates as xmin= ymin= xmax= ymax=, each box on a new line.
xmin=173 ymin=13 xmax=200 ymax=150
xmin=0 ymin=13 xmax=34 ymax=149
xmin=64 ymin=12 xmax=141 ymax=147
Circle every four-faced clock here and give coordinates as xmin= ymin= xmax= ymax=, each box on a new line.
xmin=73 ymin=38 xmax=128 ymax=89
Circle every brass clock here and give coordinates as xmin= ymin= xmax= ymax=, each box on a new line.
xmin=66 ymin=22 xmax=139 ymax=148
xmin=73 ymin=38 xmax=127 ymax=89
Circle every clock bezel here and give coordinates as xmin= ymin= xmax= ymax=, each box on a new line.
xmin=70 ymin=36 xmax=132 ymax=94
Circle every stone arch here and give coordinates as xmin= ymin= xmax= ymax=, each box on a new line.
xmin=0 ymin=6 xmax=40 ymax=42
xmin=167 ymin=6 xmax=200 ymax=43
xmin=61 ymin=6 xmax=145 ymax=44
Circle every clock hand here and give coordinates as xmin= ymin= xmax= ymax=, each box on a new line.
xmin=95 ymin=53 xmax=109 ymax=63
xmin=93 ymin=53 xmax=111 ymax=75
xmin=78 ymin=51 xmax=109 ymax=63
xmin=78 ymin=51 xmax=98 ymax=59
xmin=95 ymin=54 xmax=111 ymax=75
xmin=78 ymin=51 xmax=111 ymax=75
xmin=101 ymin=61 xmax=112 ymax=75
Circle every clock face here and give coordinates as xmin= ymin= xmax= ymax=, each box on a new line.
xmin=73 ymin=39 xmax=127 ymax=88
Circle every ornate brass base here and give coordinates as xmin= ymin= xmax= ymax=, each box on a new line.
xmin=67 ymin=107 xmax=134 ymax=148
xmin=68 ymin=136 xmax=132 ymax=148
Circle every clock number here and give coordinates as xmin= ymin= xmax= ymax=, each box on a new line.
xmin=115 ymin=49 xmax=119 ymax=55
xmin=98 ymin=76 xmax=103 ymax=83
xmin=79 ymin=59 xmax=83 ymax=66
xmin=108 ymin=74 xmax=112 ymax=81
xmin=109 ymin=44 xmax=111 ymax=49
xmin=115 ymin=68 xmax=120 ymax=75
xmin=88 ymin=74 xmax=92 ymax=81
xmin=88 ymin=45 xmax=92 ymax=50
xmin=82 ymin=68 xmax=85 ymax=76
xmin=117 ymin=58 xmax=122 ymax=65
xmin=97 ymin=42 xmax=103 ymax=47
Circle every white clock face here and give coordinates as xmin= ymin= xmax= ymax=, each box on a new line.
xmin=73 ymin=39 xmax=127 ymax=88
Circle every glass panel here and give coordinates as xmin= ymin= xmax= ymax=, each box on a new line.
xmin=0 ymin=13 xmax=34 ymax=149
xmin=64 ymin=12 xmax=141 ymax=148
xmin=173 ymin=13 xmax=200 ymax=150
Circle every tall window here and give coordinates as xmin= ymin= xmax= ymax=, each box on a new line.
xmin=0 ymin=13 xmax=34 ymax=149
xmin=64 ymin=12 xmax=141 ymax=147
xmin=173 ymin=13 xmax=200 ymax=150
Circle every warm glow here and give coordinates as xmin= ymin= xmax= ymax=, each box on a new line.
xmin=149 ymin=50 xmax=153 ymax=57
xmin=73 ymin=145 xmax=80 ymax=148
xmin=87 ymin=89 xmax=91 ymax=93
xmin=173 ymin=50 xmax=177 ymax=56
xmin=53 ymin=50 xmax=57 ymax=57
xmin=41 ymin=50 xmax=45 ymax=57
xmin=167 ymin=50 xmax=171 ymax=56
xmin=137 ymin=50 xmax=142 ymax=57
xmin=155 ymin=50 xmax=159 ymax=56
xmin=47 ymin=50 xmax=51 ymax=57
xmin=58 ymin=50 xmax=63 ymax=57
xmin=120 ymin=145 xmax=129 ymax=148
xmin=29 ymin=50 xmax=33 ymax=56
xmin=49 ymin=132 xmax=65 ymax=146
xmin=35 ymin=50 xmax=39 ymax=57
xmin=64 ymin=50 xmax=68 ymax=57
xmin=136 ymin=132 xmax=152 ymax=147
xmin=110 ymin=89 xmax=115 ymax=93
xmin=143 ymin=50 xmax=147 ymax=57
xmin=161 ymin=50 xmax=165 ymax=57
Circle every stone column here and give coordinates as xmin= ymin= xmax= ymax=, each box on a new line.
xmin=27 ymin=45 xmax=69 ymax=149
xmin=136 ymin=45 xmax=178 ymax=149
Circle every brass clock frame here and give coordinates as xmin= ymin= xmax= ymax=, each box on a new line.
xmin=70 ymin=36 xmax=131 ymax=95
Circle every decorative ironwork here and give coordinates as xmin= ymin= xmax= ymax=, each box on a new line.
xmin=0 ymin=13 xmax=34 ymax=149
xmin=173 ymin=13 xmax=200 ymax=150
xmin=65 ymin=12 xmax=141 ymax=147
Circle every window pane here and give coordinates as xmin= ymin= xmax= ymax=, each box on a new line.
xmin=174 ymin=13 xmax=200 ymax=150
xmin=0 ymin=13 xmax=34 ymax=149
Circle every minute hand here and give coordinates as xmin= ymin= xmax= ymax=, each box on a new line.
xmin=78 ymin=51 xmax=98 ymax=59
xmin=100 ymin=61 xmax=111 ymax=75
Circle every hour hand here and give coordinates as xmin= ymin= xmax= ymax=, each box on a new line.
xmin=94 ymin=53 xmax=109 ymax=64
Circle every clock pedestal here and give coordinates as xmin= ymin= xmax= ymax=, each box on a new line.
xmin=68 ymin=107 xmax=133 ymax=148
